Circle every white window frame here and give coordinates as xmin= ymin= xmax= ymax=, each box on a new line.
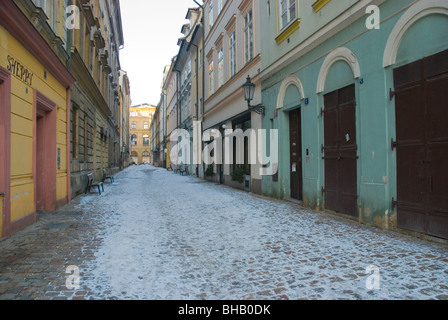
xmin=229 ymin=31 xmax=236 ymax=78
xmin=218 ymin=48 xmax=224 ymax=88
xmin=209 ymin=0 xmax=214 ymax=30
xmin=33 ymin=0 xmax=47 ymax=12
xmin=244 ymin=8 xmax=254 ymax=65
xmin=209 ymin=59 xmax=214 ymax=96
xmin=143 ymin=135 xmax=150 ymax=146
xmin=218 ymin=0 xmax=223 ymax=16
xmin=278 ymin=0 xmax=297 ymax=31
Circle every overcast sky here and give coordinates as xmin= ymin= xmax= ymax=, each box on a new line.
xmin=119 ymin=0 xmax=200 ymax=106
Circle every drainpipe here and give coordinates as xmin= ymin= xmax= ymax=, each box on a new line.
xmin=175 ymin=70 xmax=181 ymax=130
xmin=66 ymin=2 xmax=73 ymax=202
xmin=200 ymin=8 xmax=206 ymax=179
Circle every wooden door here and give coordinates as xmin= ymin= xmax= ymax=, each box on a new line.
xmin=394 ymin=49 xmax=448 ymax=239
xmin=289 ymin=108 xmax=303 ymax=200
xmin=323 ymin=84 xmax=358 ymax=217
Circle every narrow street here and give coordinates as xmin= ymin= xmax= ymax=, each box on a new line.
xmin=0 ymin=165 xmax=447 ymax=300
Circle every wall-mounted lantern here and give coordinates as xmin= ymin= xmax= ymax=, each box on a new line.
xmin=242 ymin=76 xmax=265 ymax=116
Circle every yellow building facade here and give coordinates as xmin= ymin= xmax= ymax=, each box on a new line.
xmin=0 ymin=0 xmax=74 ymax=236
xmin=130 ymin=104 xmax=156 ymax=165
xmin=68 ymin=0 xmax=126 ymax=198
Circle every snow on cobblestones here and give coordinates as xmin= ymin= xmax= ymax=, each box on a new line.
xmin=77 ymin=165 xmax=448 ymax=300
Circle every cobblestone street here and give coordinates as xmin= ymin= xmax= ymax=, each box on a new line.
xmin=0 ymin=165 xmax=447 ymax=300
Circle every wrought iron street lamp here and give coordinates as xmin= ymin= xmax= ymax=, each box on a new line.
xmin=242 ymin=76 xmax=265 ymax=116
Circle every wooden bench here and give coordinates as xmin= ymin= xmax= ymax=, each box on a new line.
xmin=85 ymin=173 xmax=104 ymax=195
xmin=102 ymin=169 xmax=115 ymax=183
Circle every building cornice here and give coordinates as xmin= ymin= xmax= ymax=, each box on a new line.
xmin=71 ymin=48 xmax=111 ymax=117
xmin=15 ymin=0 xmax=70 ymax=64
xmin=225 ymin=14 xmax=237 ymax=32
xmin=0 ymin=0 xmax=75 ymax=88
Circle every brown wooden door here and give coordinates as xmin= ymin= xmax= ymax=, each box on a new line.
xmin=323 ymin=84 xmax=358 ymax=217
xmin=394 ymin=49 xmax=448 ymax=239
xmin=289 ymin=108 xmax=302 ymax=200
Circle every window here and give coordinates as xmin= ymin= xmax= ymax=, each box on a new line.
xmin=218 ymin=48 xmax=224 ymax=88
xmin=229 ymin=31 xmax=236 ymax=78
xmin=244 ymin=9 xmax=254 ymax=64
xmin=33 ymin=0 xmax=51 ymax=27
xmin=182 ymin=58 xmax=192 ymax=85
xmin=33 ymin=0 xmax=46 ymax=9
xmin=279 ymin=0 xmax=297 ymax=30
xmin=209 ymin=0 xmax=214 ymax=30
xmin=72 ymin=108 xmax=78 ymax=158
xmin=132 ymin=122 xmax=136 ymax=130
xmin=231 ymin=119 xmax=252 ymax=175
xmin=84 ymin=24 xmax=91 ymax=64
xmin=131 ymin=134 xmax=137 ymax=146
xmin=209 ymin=59 xmax=214 ymax=96
xmin=63 ymin=0 xmax=71 ymax=49
xmin=83 ymin=115 xmax=88 ymax=162
xmin=144 ymin=122 xmax=149 ymax=129
xmin=218 ymin=0 xmax=223 ymax=16
xmin=143 ymin=135 xmax=150 ymax=146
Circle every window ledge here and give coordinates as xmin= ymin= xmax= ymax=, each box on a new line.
xmin=313 ymin=0 xmax=331 ymax=12
xmin=275 ymin=19 xmax=301 ymax=44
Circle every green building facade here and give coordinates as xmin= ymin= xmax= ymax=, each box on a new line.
xmin=260 ymin=0 xmax=448 ymax=240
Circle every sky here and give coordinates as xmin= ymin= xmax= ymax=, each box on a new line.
xmin=119 ymin=0 xmax=200 ymax=107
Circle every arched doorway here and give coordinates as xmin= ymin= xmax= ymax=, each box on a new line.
xmin=385 ymin=2 xmax=448 ymax=239
xmin=131 ymin=151 xmax=138 ymax=165
xmin=277 ymin=75 xmax=305 ymax=201
xmin=142 ymin=151 xmax=150 ymax=164
xmin=317 ymin=47 xmax=361 ymax=217
xmin=35 ymin=92 xmax=57 ymax=212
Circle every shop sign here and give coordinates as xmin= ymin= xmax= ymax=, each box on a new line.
xmin=6 ymin=55 xmax=34 ymax=86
